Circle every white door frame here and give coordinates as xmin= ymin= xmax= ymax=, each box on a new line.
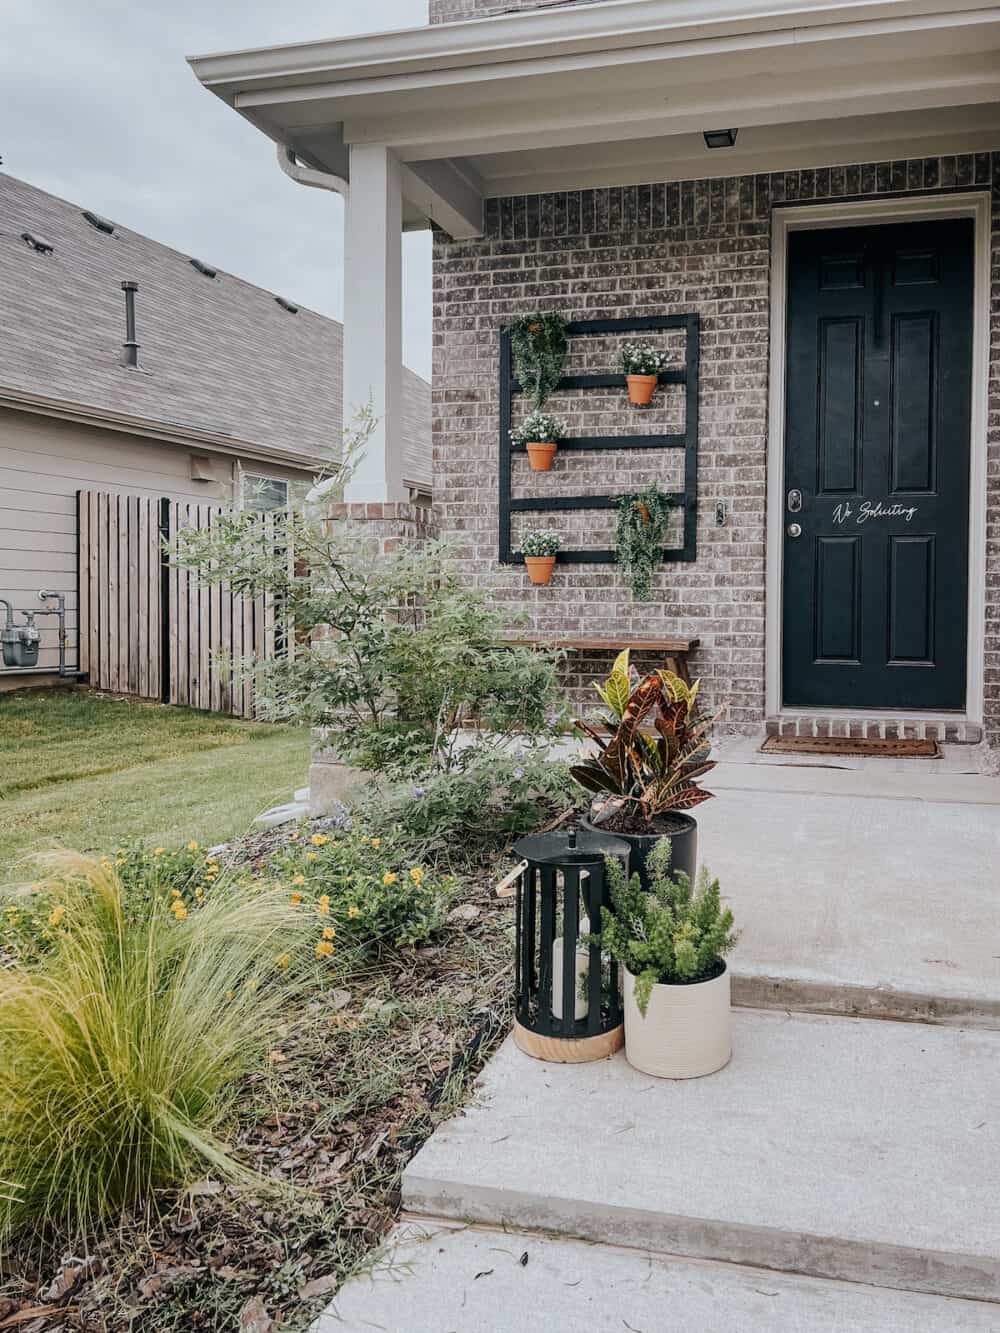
xmin=765 ymin=190 xmax=992 ymax=725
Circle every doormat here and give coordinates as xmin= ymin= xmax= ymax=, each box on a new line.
xmin=761 ymin=735 xmax=940 ymax=759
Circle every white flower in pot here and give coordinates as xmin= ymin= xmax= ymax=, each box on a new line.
xmin=620 ymin=341 xmax=668 ymax=405
xmin=594 ymin=838 xmax=738 ymax=1079
xmin=520 ymin=528 xmax=561 ymax=586
xmin=510 ymin=410 xmax=565 ymax=472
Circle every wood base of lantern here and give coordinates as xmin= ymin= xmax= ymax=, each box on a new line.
xmin=513 ymin=1019 xmax=624 ymax=1064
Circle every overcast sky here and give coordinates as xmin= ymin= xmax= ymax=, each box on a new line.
xmin=0 ymin=0 xmax=433 ymax=378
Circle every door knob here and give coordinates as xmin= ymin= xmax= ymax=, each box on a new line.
xmin=787 ymin=523 xmax=802 ymax=538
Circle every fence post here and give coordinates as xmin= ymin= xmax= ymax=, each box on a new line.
xmin=159 ymin=497 xmax=171 ymax=704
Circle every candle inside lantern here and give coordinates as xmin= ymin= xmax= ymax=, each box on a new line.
xmin=552 ymin=916 xmax=590 ymax=1021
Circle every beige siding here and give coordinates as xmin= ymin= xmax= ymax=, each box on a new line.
xmin=0 ymin=407 xmax=308 ymax=682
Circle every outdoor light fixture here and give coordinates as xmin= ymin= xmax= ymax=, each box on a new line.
xmin=511 ymin=827 xmax=630 ymax=1063
xmin=704 ymin=128 xmax=738 ymax=150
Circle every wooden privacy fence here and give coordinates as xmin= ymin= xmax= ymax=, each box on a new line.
xmin=78 ymin=490 xmax=290 ymax=717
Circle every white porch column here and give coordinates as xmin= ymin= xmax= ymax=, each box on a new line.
xmin=343 ymin=143 xmax=405 ymax=503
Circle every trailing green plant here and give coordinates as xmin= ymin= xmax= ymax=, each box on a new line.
xmin=508 ymin=311 xmax=569 ymax=409
xmin=571 ymin=649 xmax=718 ymax=825
xmin=268 ymin=824 xmax=455 ymax=952
xmin=169 ymin=412 xmax=565 ymax=776
xmin=520 ymin=528 xmax=561 ymax=558
xmin=0 ymin=852 xmax=323 ymax=1246
xmin=620 ymin=341 xmax=668 ymax=376
xmin=509 ymin=409 xmax=565 ymax=447
xmin=353 ymin=749 xmax=584 ymax=864
xmin=594 ymin=837 xmax=737 ymax=1015
xmin=614 ymin=482 xmax=679 ymax=601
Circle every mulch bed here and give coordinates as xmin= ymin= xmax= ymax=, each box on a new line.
xmin=0 ymin=826 xmax=514 ymax=1333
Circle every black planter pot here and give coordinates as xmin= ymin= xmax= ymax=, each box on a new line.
xmin=580 ymin=811 xmax=698 ymax=892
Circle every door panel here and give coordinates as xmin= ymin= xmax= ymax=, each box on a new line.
xmin=782 ymin=219 xmax=973 ymax=711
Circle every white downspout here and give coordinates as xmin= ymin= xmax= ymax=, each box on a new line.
xmin=276 ymin=143 xmax=348 ymax=197
xmin=278 ymin=142 xmax=350 ymax=505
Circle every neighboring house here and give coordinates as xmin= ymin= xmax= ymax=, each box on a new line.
xmin=0 ymin=171 xmax=431 ymax=683
xmin=192 ymin=0 xmax=1000 ymax=747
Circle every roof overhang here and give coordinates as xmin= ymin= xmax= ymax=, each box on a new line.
xmin=189 ymin=0 xmax=1000 ymax=228
xmin=0 ymin=387 xmax=332 ymax=474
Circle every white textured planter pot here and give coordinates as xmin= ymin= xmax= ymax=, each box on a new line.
xmin=623 ymin=965 xmax=732 ymax=1080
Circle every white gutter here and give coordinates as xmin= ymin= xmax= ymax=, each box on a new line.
xmin=275 ymin=142 xmax=348 ymax=196
xmin=188 ymin=0 xmax=1000 ymax=99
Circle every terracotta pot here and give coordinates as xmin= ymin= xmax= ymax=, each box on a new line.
xmin=626 ymin=373 xmax=658 ymax=406
xmin=623 ymin=964 xmax=731 ymax=1079
xmin=525 ymin=440 xmax=557 ymax=471
xmin=524 ymin=555 xmax=556 ymax=586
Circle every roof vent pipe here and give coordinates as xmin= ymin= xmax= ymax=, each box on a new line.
xmin=120 ymin=280 xmax=139 ymax=368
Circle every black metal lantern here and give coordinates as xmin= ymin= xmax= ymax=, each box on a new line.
xmin=511 ymin=827 xmax=630 ymax=1063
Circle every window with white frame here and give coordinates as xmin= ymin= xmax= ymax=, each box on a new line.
xmin=241 ymin=473 xmax=288 ymax=512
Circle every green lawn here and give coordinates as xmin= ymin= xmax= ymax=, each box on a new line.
xmin=0 ymin=689 xmax=311 ymax=873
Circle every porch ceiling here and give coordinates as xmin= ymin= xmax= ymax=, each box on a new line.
xmin=189 ymin=0 xmax=1000 ymax=227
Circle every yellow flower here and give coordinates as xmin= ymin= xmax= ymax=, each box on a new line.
xmin=154 ymin=847 xmax=166 ymax=856
xmin=275 ymin=952 xmax=291 ymax=970
xmin=292 ymin=874 xmax=306 ymax=887
xmin=48 ymin=905 xmax=66 ymax=928
xmin=171 ymin=903 xmax=188 ymax=922
xmin=347 ymin=905 xmax=361 ymax=920
xmin=290 ymin=892 xmax=304 ymax=906
xmin=225 ymin=990 xmax=235 ymax=1000
xmin=409 ymin=867 xmax=424 ymax=887
xmin=204 ymin=855 xmax=217 ymax=866
xmin=310 ymin=833 xmax=329 ymax=847
xmin=245 ymin=978 xmax=259 ymax=991
xmin=187 ymin=841 xmax=200 ymax=852
xmin=170 ymin=889 xmax=182 ymax=899
xmin=382 ymin=872 xmax=398 ymax=887
xmin=317 ymin=894 xmax=330 ymax=916
xmin=194 ymin=887 xmax=204 ymax=901
xmin=305 ymin=852 xmax=318 ymax=862
xmin=321 ymin=926 xmax=336 ymax=941
xmin=370 ymin=838 xmax=381 ymax=848
xmin=316 ymin=940 xmax=334 ymax=959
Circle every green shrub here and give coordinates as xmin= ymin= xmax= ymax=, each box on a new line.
xmin=0 ymin=852 xmax=322 ymax=1246
xmin=595 ymin=837 xmax=738 ymax=1016
xmin=354 ymin=750 xmax=584 ymax=862
xmin=269 ymin=826 xmax=455 ymax=953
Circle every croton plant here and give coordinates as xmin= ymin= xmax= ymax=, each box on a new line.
xmin=570 ymin=649 xmax=719 ymax=823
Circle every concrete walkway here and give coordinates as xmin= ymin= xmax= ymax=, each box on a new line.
xmin=322 ymin=1223 xmax=1000 ymax=1332
xmin=317 ymin=755 xmax=1000 ymax=1330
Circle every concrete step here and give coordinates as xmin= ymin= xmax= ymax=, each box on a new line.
xmin=403 ymin=1011 xmax=1000 ymax=1302
xmin=694 ymin=786 xmax=1000 ymax=1028
xmin=318 ymin=1222 xmax=1000 ymax=1332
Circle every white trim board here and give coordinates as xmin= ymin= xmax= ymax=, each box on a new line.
xmin=764 ymin=191 xmax=992 ymax=727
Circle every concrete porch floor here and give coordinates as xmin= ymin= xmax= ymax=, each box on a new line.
xmin=699 ymin=745 xmax=1000 ymax=1026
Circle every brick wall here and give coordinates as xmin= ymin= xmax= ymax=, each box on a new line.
xmin=432 ymin=153 xmax=1000 ymax=743
xmin=430 ymin=0 xmax=602 ymax=22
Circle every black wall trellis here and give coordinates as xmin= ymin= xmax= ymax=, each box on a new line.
xmin=498 ymin=314 xmax=700 ymax=565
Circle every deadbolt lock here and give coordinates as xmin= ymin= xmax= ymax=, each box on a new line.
xmin=787 ymin=488 xmax=803 ymax=513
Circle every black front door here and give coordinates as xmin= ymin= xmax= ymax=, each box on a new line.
xmin=782 ymin=219 xmax=973 ymax=711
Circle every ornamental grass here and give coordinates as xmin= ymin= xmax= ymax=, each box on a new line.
xmin=0 ymin=852 xmax=322 ymax=1247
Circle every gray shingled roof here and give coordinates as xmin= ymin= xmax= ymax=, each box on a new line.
xmin=0 ymin=172 xmax=431 ymax=487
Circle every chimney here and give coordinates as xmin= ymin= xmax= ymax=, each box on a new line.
xmin=120 ymin=280 xmax=139 ymax=368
